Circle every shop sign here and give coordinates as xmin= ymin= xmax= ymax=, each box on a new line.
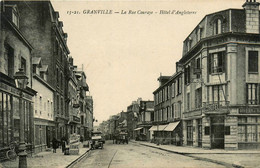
xmin=239 ymin=107 xmax=260 ymax=114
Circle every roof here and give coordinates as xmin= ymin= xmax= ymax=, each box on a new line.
xmin=32 ymin=57 xmax=41 ymax=65
xmin=40 ymin=65 xmax=48 ymax=72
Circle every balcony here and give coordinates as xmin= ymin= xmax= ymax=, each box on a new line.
xmin=203 ymin=101 xmax=230 ymax=114
xmin=137 ymin=121 xmax=153 ymax=126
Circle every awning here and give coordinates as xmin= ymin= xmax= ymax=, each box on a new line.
xmin=164 ymin=121 xmax=180 ymax=131
xmin=134 ymin=127 xmax=143 ymax=131
xmin=149 ymin=125 xmax=167 ymax=131
xmin=149 ymin=126 xmax=157 ymax=131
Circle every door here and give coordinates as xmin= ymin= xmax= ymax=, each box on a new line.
xmin=211 ymin=117 xmax=224 ymax=149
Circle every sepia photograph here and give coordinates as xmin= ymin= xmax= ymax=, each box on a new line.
xmin=0 ymin=0 xmax=260 ymax=167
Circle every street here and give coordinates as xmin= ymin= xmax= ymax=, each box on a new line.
xmin=72 ymin=141 xmax=226 ymax=168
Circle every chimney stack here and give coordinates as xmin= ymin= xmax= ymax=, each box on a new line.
xmin=243 ymin=0 xmax=259 ymax=33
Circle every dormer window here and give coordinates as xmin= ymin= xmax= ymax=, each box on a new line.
xmin=214 ymin=19 xmax=222 ymax=35
xmin=12 ymin=10 xmax=19 ymax=27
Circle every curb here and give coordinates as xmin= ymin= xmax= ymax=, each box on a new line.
xmin=65 ymin=148 xmax=91 ymax=168
xmin=132 ymin=142 xmax=244 ymax=168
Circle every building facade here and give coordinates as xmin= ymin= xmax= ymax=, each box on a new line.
xmin=15 ymin=1 xmax=70 ymax=140
xmin=0 ymin=2 xmax=36 ymax=152
xmin=135 ymin=100 xmax=154 ymax=141
xmin=179 ymin=0 xmax=260 ymax=149
xmin=152 ymin=68 xmax=183 ymax=145
xmin=32 ymin=57 xmax=55 ymax=152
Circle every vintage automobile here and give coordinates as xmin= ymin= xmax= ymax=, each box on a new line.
xmin=90 ymin=131 xmax=105 ymax=150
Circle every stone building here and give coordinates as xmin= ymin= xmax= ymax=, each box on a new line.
xmin=32 ymin=57 xmax=55 ymax=152
xmin=135 ymin=100 xmax=154 ymax=141
xmin=152 ymin=66 xmax=183 ymax=145
xmin=14 ymin=1 xmax=70 ymax=140
xmin=179 ymin=0 xmax=260 ymax=149
xmin=0 ymin=2 xmax=36 ymax=151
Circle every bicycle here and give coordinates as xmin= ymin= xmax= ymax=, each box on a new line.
xmin=6 ymin=142 xmax=18 ymax=161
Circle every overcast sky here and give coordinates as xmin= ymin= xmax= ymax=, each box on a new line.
xmin=52 ymin=0 xmax=245 ymax=125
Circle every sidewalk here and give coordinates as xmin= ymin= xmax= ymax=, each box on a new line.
xmin=0 ymin=142 xmax=90 ymax=168
xmin=132 ymin=140 xmax=260 ymax=168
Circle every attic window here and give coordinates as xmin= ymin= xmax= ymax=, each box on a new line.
xmin=12 ymin=8 xmax=19 ymax=27
xmin=214 ymin=19 xmax=222 ymax=35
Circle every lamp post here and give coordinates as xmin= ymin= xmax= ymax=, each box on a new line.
xmin=14 ymin=68 xmax=28 ymax=168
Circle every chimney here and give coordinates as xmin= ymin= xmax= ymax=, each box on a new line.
xmin=243 ymin=0 xmax=260 ymax=33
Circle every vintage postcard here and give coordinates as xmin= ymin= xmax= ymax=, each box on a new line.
xmin=0 ymin=0 xmax=260 ymax=167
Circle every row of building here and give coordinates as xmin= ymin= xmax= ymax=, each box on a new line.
xmin=99 ymin=98 xmax=154 ymax=142
xmin=100 ymin=0 xmax=260 ymax=150
xmin=0 ymin=1 xmax=94 ymax=153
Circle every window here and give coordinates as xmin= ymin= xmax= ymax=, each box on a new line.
xmin=212 ymin=85 xmax=225 ymax=103
xmin=177 ymin=77 xmax=182 ymax=95
xmin=205 ymin=126 xmax=210 ymax=135
xmin=197 ymin=27 xmax=202 ymax=42
xmin=5 ymin=44 xmax=14 ymax=77
xmin=56 ymin=68 xmax=59 ymax=87
xmin=12 ymin=9 xmax=19 ymax=27
xmin=214 ymin=19 xmax=222 ymax=35
xmin=247 ymin=83 xmax=258 ymax=105
xmin=184 ymin=66 xmax=191 ymax=85
xmin=208 ymin=52 xmax=225 ymax=74
xmin=195 ymin=88 xmax=202 ymax=108
xmin=57 ymin=95 xmax=59 ymax=114
xmin=172 ymin=103 xmax=174 ymax=119
xmin=238 ymin=117 xmax=260 ymax=142
xmin=54 ymin=40 xmax=59 ymax=55
xmin=81 ymin=116 xmax=84 ymax=125
xmin=61 ymin=98 xmax=64 ymax=115
xmin=196 ymin=57 xmax=201 ymax=79
xmin=40 ymin=72 xmax=44 ymax=79
xmin=248 ymin=51 xmax=258 ymax=73
xmin=21 ymin=57 xmax=26 ymax=74
xmin=172 ymin=82 xmax=175 ymax=98
xmin=187 ymin=93 xmax=190 ymax=111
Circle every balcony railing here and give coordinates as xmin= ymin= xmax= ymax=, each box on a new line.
xmin=137 ymin=121 xmax=153 ymax=125
xmin=203 ymin=101 xmax=230 ymax=113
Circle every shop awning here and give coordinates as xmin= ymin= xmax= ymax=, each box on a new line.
xmin=149 ymin=125 xmax=167 ymax=131
xmin=149 ymin=126 xmax=157 ymax=131
xmin=164 ymin=121 xmax=180 ymax=131
xmin=134 ymin=127 xmax=143 ymax=131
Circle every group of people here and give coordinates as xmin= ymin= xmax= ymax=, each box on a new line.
xmin=51 ymin=136 xmax=69 ymax=153
xmin=112 ymin=134 xmax=129 ymax=144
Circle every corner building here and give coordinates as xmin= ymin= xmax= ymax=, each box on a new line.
xmin=180 ymin=0 xmax=260 ymax=149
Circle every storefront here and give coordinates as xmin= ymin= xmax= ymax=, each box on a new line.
xmin=34 ymin=118 xmax=56 ymax=153
xmin=0 ymin=79 xmax=36 ymax=153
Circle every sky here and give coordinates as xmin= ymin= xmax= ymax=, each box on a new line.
xmin=51 ymin=0 xmax=245 ymax=125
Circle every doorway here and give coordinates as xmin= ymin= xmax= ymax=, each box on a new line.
xmin=211 ymin=116 xmax=224 ymax=149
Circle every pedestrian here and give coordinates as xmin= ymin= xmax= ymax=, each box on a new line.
xmin=61 ymin=136 xmax=66 ymax=153
xmin=52 ymin=137 xmax=58 ymax=153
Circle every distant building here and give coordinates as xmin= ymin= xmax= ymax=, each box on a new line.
xmin=152 ymin=68 xmax=183 ymax=145
xmin=135 ymin=100 xmax=154 ymax=141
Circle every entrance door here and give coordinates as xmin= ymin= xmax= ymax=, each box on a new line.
xmin=211 ymin=117 xmax=224 ymax=149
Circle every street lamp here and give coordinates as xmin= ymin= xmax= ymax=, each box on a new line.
xmin=14 ymin=68 xmax=28 ymax=168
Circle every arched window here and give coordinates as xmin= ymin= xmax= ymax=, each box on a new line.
xmin=214 ymin=19 xmax=222 ymax=35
